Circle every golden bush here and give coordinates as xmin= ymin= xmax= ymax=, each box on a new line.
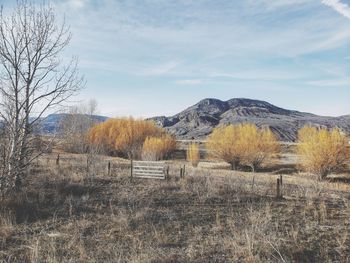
xmin=297 ymin=126 xmax=349 ymax=179
xmin=187 ymin=143 xmax=200 ymax=167
xmin=206 ymin=125 xmax=242 ymax=170
xmin=238 ymin=123 xmax=279 ymax=172
xmin=206 ymin=123 xmax=279 ymax=171
xmin=142 ymin=135 xmax=177 ymax=161
xmin=88 ymin=118 xmax=166 ymax=159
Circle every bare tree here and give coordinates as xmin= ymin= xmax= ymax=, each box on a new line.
xmin=60 ymin=99 xmax=106 ymax=179
xmin=60 ymin=99 xmax=99 ymax=154
xmin=0 ymin=1 xmax=83 ymax=195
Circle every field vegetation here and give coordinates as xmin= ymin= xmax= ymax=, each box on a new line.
xmin=88 ymin=118 xmax=174 ymax=159
xmin=1 ymin=108 xmax=350 ymax=262
xmin=142 ymin=135 xmax=177 ymax=161
xmin=0 ymin=2 xmax=350 ymax=262
xmin=187 ymin=143 xmax=200 ymax=167
xmin=0 ymin=147 xmax=349 ymax=262
xmin=206 ymin=123 xmax=279 ymax=171
xmin=297 ymin=126 xmax=349 ymax=180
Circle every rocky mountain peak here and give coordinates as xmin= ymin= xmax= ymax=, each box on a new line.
xmin=149 ymin=97 xmax=350 ymax=141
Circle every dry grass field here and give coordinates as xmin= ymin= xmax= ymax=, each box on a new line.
xmin=1 ymin=2 xmax=350 ymax=263
xmin=0 ymin=149 xmax=350 ymax=263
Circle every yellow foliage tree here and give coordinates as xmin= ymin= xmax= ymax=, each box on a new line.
xmin=161 ymin=134 xmax=178 ymax=159
xmin=297 ymin=126 xmax=349 ymax=179
xmin=206 ymin=125 xmax=242 ymax=170
xmin=88 ymin=118 xmax=166 ymax=159
xmin=142 ymin=135 xmax=177 ymax=161
xmin=206 ymin=123 xmax=279 ymax=171
xmin=187 ymin=143 xmax=200 ymax=167
xmin=238 ymin=123 xmax=279 ymax=172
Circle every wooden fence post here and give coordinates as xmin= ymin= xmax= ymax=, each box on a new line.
xmin=277 ymin=178 xmax=280 ymax=199
xmin=251 ymin=176 xmax=255 ymax=192
xmin=130 ymin=159 xmax=133 ymax=181
xmin=107 ymin=161 xmax=111 ymax=176
xmin=279 ymin=175 xmax=283 ymax=198
xmin=280 ymin=175 xmax=283 ymax=187
xmin=276 ymin=176 xmax=283 ymax=199
xmin=166 ymin=166 xmax=170 ymax=180
xmin=86 ymin=156 xmax=89 ymax=173
xmin=56 ymin=154 xmax=60 ymax=166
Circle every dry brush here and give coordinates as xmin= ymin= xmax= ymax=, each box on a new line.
xmin=297 ymin=126 xmax=349 ymax=179
xmin=206 ymin=123 xmax=279 ymax=171
xmin=89 ymin=118 xmax=176 ymax=160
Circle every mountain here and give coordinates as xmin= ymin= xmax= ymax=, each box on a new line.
xmin=37 ymin=113 xmax=108 ymax=134
xmin=149 ymin=98 xmax=350 ymax=141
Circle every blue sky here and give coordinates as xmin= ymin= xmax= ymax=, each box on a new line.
xmin=2 ymin=0 xmax=350 ymax=117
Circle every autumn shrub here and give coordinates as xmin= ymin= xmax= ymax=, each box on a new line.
xmin=142 ymin=135 xmax=177 ymax=161
xmin=238 ymin=123 xmax=279 ymax=172
xmin=297 ymin=126 xmax=349 ymax=179
xmin=187 ymin=143 xmax=200 ymax=167
xmin=206 ymin=123 xmax=279 ymax=171
xmin=206 ymin=125 xmax=242 ymax=170
xmin=89 ymin=118 xmax=171 ymax=159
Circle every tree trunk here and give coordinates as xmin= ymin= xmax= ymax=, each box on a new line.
xmin=18 ymin=89 xmax=31 ymax=187
xmin=230 ymin=160 xmax=239 ymax=170
xmin=250 ymin=165 xmax=255 ymax=173
xmin=6 ymin=126 xmax=19 ymax=189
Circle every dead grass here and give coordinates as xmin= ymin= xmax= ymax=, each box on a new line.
xmin=0 ymin=152 xmax=349 ymax=262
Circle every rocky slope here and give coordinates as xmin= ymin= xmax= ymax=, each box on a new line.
xmin=149 ymin=98 xmax=350 ymax=141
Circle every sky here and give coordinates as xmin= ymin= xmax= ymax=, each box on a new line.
xmin=2 ymin=0 xmax=350 ymax=117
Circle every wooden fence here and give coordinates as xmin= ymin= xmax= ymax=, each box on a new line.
xmin=131 ymin=160 xmax=167 ymax=180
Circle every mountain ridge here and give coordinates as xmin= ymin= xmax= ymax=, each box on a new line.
xmin=149 ymin=98 xmax=350 ymax=141
xmin=37 ymin=113 xmax=108 ymax=134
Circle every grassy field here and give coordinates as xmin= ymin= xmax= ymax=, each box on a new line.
xmin=0 ymin=150 xmax=350 ymax=262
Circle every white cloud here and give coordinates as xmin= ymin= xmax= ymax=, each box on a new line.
xmin=54 ymin=0 xmax=350 ymax=109
xmin=175 ymin=79 xmax=203 ymax=85
xmin=67 ymin=0 xmax=87 ymax=9
xmin=322 ymin=0 xmax=350 ymax=19
xmin=58 ymin=0 xmax=350 ymax=61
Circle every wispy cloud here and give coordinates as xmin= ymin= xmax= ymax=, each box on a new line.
xmin=208 ymin=68 xmax=308 ymax=82
xmin=140 ymin=61 xmax=181 ymax=76
xmin=322 ymin=0 xmax=350 ymax=19
xmin=48 ymin=0 xmax=350 ymax=116
xmin=70 ymin=0 xmax=87 ymax=9
xmin=176 ymin=79 xmax=203 ymax=85
xmin=307 ymin=78 xmax=350 ymax=87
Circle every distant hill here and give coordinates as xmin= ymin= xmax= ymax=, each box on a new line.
xmin=149 ymin=98 xmax=350 ymax=141
xmin=37 ymin=113 xmax=108 ymax=134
